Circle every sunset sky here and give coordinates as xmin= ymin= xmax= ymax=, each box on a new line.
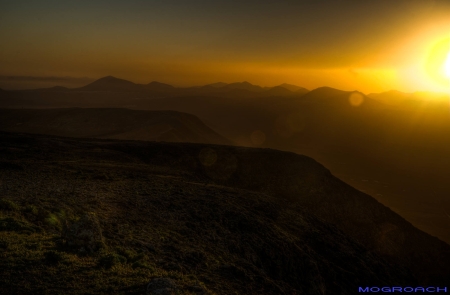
xmin=2 ymin=0 xmax=450 ymax=92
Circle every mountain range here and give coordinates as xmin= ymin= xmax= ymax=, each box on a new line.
xmin=24 ymin=76 xmax=309 ymax=97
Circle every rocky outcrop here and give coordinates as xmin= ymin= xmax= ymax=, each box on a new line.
xmin=62 ymin=212 xmax=104 ymax=253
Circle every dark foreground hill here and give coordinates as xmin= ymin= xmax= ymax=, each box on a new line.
xmin=0 ymin=108 xmax=231 ymax=145
xmin=1 ymin=132 xmax=449 ymax=294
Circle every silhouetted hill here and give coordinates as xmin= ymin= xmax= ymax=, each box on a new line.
xmin=4 ymin=132 xmax=448 ymax=294
xmin=223 ymin=81 xmax=264 ymax=92
xmin=368 ymin=90 xmax=409 ymax=103
xmin=295 ymin=88 xmax=309 ymax=95
xmin=0 ymin=77 xmax=310 ymax=100
xmin=145 ymin=81 xmax=176 ymax=91
xmin=302 ymin=87 xmax=350 ymax=107
xmin=262 ymin=86 xmax=295 ymax=97
xmin=34 ymin=86 xmax=70 ymax=92
xmin=277 ymin=83 xmax=308 ymax=93
xmin=305 ymin=86 xmax=348 ymax=97
xmin=205 ymin=82 xmax=228 ymax=88
xmin=0 ymin=108 xmax=231 ymax=145
xmin=76 ymin=76 xmax=144 ymax=92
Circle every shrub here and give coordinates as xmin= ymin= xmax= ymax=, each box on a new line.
xmin=112 ymin=247 xmax=148 ymax=265
xmin=24 ymin=204 xmax=39 ymax=215
xmin=45 ymin=210 xmax=68 ymax=231
xmin=45 ymin=213 xmax=61 ymax=229
xmin=131 ymin=261 xmax=154 ymax=271
xmin=98 ymin=253 xmax=127 ymax=269
xmin=0 ymin=199 xmax=19 ymax=211
xmin=115 ymin=247 xmax=136 ymax=261
xmin=131 ymin=252 xmax=147 ymax=263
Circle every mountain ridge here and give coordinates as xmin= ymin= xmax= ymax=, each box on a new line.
xmin=6 ymin=76 xmax=309 ymax=98
xmin=75 ymin=76 xmax=142 ymax=92
xmin=0 ymin=108 xmax=231 ymax=145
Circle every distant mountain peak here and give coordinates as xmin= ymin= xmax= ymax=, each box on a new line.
xmin=92 ymin=76 xmax=135 ymax=84
xmin=304 ymin=87 xmax=349 ymax=98
xmin=277 ymin=83 xmax=308 ymax=94
xmin=145 ymin=81 xmax=175 ymax=91
xmin=147 ymin=81 xmax=171 ymax=85
xmin=224 ymin=81 xmax=263 ymax=92
xmin=227 ymin=81 xmax=254 ymax=86
xmin=314 ymin=86 xmax=342 ymax=91
xmin=259 ymin=86 xmax=298 ymax=97
xmin=351 ymin=90 xmax=365 ymax=95
xmin=205 ymin=82 xmax=228 ymax=88
xmin=76 ymin=76 xmax=140 ymax=92
xmin=97 ymin=75 xmax=123 ymax=82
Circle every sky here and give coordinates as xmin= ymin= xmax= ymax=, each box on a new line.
xmin=2 ymin=0 xmax=450 ymax=92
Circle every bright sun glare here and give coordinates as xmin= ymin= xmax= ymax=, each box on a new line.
xmin=423 ymin=38 xmax=450 ymax=90
xmin=445 ymin=51 xmax=450 ymax=79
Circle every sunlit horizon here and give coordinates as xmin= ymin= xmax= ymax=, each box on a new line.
xmin=2 ymin=68 xmax=450 ymax=96
xmin=2 ymin=1 xmax=450 ymax=94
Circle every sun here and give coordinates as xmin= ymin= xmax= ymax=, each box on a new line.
xmin=424 ymin=38 xmax=450 ymax=86
xmin=445 ymin=51 xmax=450 ymax=79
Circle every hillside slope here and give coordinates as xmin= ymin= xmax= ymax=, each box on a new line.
xmin=0 ymin=108 xmax=231 ymax=145
xmin=106 ymin=137 xmax=450 ymax=284
xmin=0 ymin=132 xmax=448 ymax=295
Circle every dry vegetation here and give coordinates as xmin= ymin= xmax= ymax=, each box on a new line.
xmin=1 ymin=132 xmax=448 ymax=294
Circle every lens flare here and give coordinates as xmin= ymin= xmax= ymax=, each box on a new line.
xmin=250 ymin=130 xmax=266 ymax=146
xmin=349 ymin=92 xmax=364 ymax=107
xmin=199 ymin=148 xmax=217 ymax=166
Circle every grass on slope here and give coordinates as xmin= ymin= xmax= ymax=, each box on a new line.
xmin=0 ymin=133 xmax=417 ymax=294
